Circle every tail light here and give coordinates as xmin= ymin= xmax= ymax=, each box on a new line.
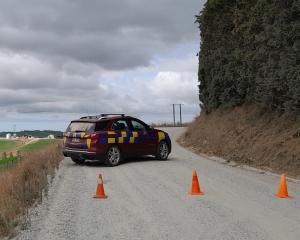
xmin=91 ymin=133 xmax=99 ymax=139
xmin=83 ymin=133 xmax=99 ymax=139
xmin=84 ymin=134 xmax=91 ymax=138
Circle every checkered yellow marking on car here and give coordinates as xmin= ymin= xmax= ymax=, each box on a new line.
xmin=108 ymin=138 xmax=116 ymax=144
xmin=129 ymin=131 xmax=138 ymax=143
xmin=118 ymin=131 xmax=129 ymax=143
xmin=158 ymin=132 xmax=165 ymax=142
xmin=99 ymin=131 xmax=139 ymax=144
xmin=86 ymin=139 xmax=91 ymax=148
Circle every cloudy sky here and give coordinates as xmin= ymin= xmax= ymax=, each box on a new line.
xmin=0 ymin=0 xmax=204 ymax=131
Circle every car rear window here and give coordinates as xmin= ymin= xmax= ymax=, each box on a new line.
xmin=67 ymin=122 xmax=95 ymax=132
xmin=66 ymin=121 xmax=108 ymax=132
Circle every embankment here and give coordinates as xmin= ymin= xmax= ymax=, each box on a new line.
xmin=179 ymin=105 xmax=300 ymax=178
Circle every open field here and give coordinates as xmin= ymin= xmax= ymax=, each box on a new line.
xmin=19 ymin=139 xmax=61 ymax=152
xmin=0 ymin=139 xmax=61 ymax=157
xmin=0 ymin=140 xmax=23 ymax=155
xmin=0 ymin=139 xmax=62 ymax=169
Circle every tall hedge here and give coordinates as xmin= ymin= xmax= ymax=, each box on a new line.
xmin=196 ymin=0 xmax=299 ymax=113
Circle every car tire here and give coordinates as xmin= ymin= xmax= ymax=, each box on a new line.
xmin=156 ymin=141 xmax=169 ymax=160
xmin=71 ymin=157 xmax=85 ymax=165
xmin=105 ymin=145 xmax=122 ymax=167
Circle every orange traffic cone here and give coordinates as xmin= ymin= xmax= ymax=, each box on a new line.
xmin=275 ymin=174 xmax=292 ymax=199
xmin=189 ymin=170 xmax=204 ymax=195
xmin=94 ymin=174 xmax=107 ymax=199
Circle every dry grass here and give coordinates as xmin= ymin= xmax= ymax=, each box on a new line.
xmin=179 ymin=104 xmax=300 ymax=178
xmin=0 ymin=143 xmax=64 ymax=237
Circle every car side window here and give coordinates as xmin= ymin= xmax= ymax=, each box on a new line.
xmin=131 ymin=120 xmax=146 ymax=131
xmin=95 ymin=121 xmax=108 ymax=131
xmin=111 ymin=120 xmax=129 ymax=131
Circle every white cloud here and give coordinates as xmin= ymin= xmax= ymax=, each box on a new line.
xmin=0 ymin=0 xmax=204 ymax=130
xmin=93 ymin=71 xmax=199 ymax=116
xmin=149 ymin=72 xmax=198 ymax=104
xmin=0 ymin=51 xmax=199 ymax=123
xmin=0 ymin=51 xmax=100 ymax=90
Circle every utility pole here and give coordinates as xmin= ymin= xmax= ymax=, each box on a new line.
xmin=172 ymin=104 xmax=176 ymax=127
xmin=171 ymin=104 xmax=183 ymax=127
xmin=179 ymin=104 xmax=182 ymax=126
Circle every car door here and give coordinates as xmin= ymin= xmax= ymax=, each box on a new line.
xmin=110 ymin=119 xmax=132 ymax=156
xmin=129 ymin=119 xmax=157 ymax=155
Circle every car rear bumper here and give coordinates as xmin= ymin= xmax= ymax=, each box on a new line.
xmin=63 ymin=148 xmax=105 ymax=161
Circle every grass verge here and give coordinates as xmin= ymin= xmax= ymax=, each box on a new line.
xmin=0 ymin=142 xmax=64 ymax=237
xmin=0 ymin=156 xmax=18 ymax=166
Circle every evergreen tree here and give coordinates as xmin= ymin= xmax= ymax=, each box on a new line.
xmin=196 ymin=0 xmax=300 ymax=113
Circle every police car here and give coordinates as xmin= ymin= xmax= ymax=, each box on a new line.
xmin=63 ymin=114 xmax=172 ymax=166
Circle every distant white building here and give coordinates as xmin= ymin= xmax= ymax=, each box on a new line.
xmin=6 ymin=133 xmax=11 ymax=139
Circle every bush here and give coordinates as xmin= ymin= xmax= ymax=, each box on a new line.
xmin=196 ymin=0 xmax=299 ymax=113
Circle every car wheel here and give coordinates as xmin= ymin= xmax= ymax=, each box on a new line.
xmin=156 ymin=141 xmax=169 ymax=160
xmin=105 ymin=145 xmax=122 ymax=166
xmin=71 ymin=157 xmax=85 ymax=165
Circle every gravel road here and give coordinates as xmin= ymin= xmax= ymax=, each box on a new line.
xmin=15 ymin=128 xmax=300 ymax=240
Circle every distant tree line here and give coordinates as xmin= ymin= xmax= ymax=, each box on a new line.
xmin=0 ymin=130 xmax=63 ymax=138
xmin=196 ymin=0 xmax=299 ymax=113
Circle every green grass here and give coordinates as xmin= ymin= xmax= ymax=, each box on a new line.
xmin=19 ymin=139 xmax=59 ymax=152
xmin=0 ymin=140 xmax=19 ymax=153
xmin=0 ymin=139 xmax=61 ymax=168
xmin=0 ymin=156 xmax=18 ymax=166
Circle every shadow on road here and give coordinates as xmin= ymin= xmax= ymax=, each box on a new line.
xmin=84 ymin=155 xmax=162 ymax=168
